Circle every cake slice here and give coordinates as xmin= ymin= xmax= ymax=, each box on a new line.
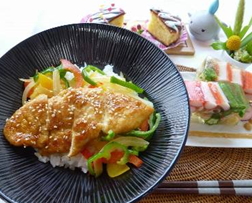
xmin=147 ymin=9 xmax=182 ymax=46
xmin=82 ymin=6 xmax=125 ymax=27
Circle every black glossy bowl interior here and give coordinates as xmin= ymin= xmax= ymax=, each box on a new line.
xmin=0 ymin=23 xmax=189 ymax=203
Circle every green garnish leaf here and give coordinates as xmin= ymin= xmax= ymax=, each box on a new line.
xmin=233 ymin=0 xmax=245 ymax=35
xmin=214 ymin=16 xmax=233 ymax=38
xmin=205 ymin=114 xmax=220 ymax=125
xmin=205 ymin=110 xmax=233 ymax=125
xmin=246 ymin=41 xmax=252 ymax=55
xmin=239 ymin=50 xmax=252 ymax=63
xmin=211 ymin=41 xmax=227 ymax=50
xmin=239 ymin=17 xmax=252 ymax=39
xmin=201 ymin=68 xmax=218 ymax=81
xmin=241 ymin=32 xmax=252 ymax=48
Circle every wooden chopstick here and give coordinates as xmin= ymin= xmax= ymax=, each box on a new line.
xmin=159 ymin=180 xmax=252 ymax=188
xmin=154 ymin=187 xmax=252 ymax=195
xmin=154 ymin=180 xmax=252 ymax=196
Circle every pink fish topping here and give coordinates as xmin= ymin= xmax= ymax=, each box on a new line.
xmin=208 ymin=82 xmax=230 ymax=111
xmin=185 ymin=81 xmax=205 ymax=107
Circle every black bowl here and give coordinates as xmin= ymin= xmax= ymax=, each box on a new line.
xmin=0 ymin=23 xmax=190 ymax=203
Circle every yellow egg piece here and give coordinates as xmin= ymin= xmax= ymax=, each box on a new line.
xmin=37 ymin=73 xmax=53 ymax=90
xmin=106 ymin=163 xmax=130 ymax=178
xmin=30 ymin=84 xmax=54 ymax=99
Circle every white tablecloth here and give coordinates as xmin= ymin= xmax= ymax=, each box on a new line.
xmin=0 ymin=0 xmax=251 ymax=68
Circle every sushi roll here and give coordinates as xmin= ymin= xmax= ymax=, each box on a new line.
xmin=185 ymin=80 xmax=249 ymax=125
xmin=197 ymin=56 xmax=252 ymax=95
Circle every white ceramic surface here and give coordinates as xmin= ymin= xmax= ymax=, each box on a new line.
xmin=221 ymin=50 xmax=252 ymax=69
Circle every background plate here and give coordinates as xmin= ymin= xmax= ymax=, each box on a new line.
xmin=187 ymin=136 xmax=252 ymax=148
xmin=181 ymin=71 xmax=252 ymax=148
xmin=0 ymin=23 xmax=189 ymax=203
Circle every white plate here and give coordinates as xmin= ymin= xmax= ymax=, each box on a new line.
xmin=187 ymin=122 xmax=252 ymax=148
xmin=186 ymin=136 xmax=252 ymax=148
xmin=182 ymin=71 xmax=252 ymax=148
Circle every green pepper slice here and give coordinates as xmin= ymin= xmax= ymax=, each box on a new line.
xmin=85 ymin=65 xmax=105 ymax=75
xmin=87 ymin=142 xmax=129 ymax=177
xmin=61 ymin=77 xmax=70 ymax=88
xmin=82 ymin=69 xmax=97 ymax=86
xmin=81 ymin=65 xmax=106 ymax=86
xmin=101 ymin=130 xmax=115 ymax=141
xmin=110 ymin=76 xmax=144 ymax=93
xmin=125 ymin=113 xmax=161 ymax=140
xmin=33 ymin=64 xmax=68 ymax=86
xmin=33 ymin=67 xmax=55 ymax=81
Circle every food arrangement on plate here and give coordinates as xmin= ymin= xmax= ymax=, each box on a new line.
xmin=183 ymin=56 xmax=252 ymax=139
xmin=81 ymin=4 xmax=188 ymax=50
xmin=0 ymin=23 xmax=189 ymax=203
xmin=3 ymin=59 xmax=161 ymax=178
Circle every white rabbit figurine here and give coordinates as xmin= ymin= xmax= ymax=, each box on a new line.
xmin=188 ymin=0 xmax=220 ymax=41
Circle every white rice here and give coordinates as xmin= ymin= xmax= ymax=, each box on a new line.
xmin=103 ymin=64 xmax=124 ymax=78
xmin=35 ymin=152 xmax=88 ymax=173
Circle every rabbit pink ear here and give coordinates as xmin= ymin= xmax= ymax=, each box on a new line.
xmin=209 ymin=0 xmax=219 ymax=14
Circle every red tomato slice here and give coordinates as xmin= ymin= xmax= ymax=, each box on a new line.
xmin=60 ymin=59 xmax=83 ymax=88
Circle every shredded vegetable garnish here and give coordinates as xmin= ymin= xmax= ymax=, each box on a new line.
xmin=21 ymin=60 xmax=146 ymax=103
xmin=22 ymin=78 xmax=36 ymax=105
xmin=53 ymin=69 xmax=61 ymax=95
xmin=33 ymin=67 xmax=55 ymax=81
